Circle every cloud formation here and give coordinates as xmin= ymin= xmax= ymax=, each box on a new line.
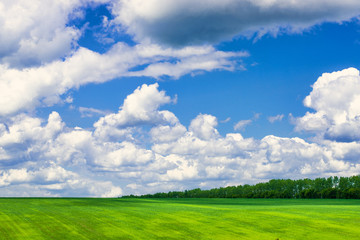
xmin=79 ymin=107 xmax=110 ymax=118
xmin=0 ymin=0 xmax=85 ymax=67
xmin=234 ymin=120 xmax=252 ymax=131
xmin=0 ymin=44 xmax=246 ymax=116
xmin=111 ymin=0 xmax=360 ymax=46
xmin=93 ymin=83 xmax=178 ymax=141
xmin=1 ymin=78 xmax=360 ymax=197
xmin=295 ymin=68 xmax=360 ymax=142
xmin=234 ymin=113 xmax=260 ymax=131
xmin=268 ymin=114 xmax=284 ymax=123
xmin=0 ymin=1 xmax=248 ymax=117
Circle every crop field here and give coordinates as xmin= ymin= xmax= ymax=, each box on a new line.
xmin=0 ymin=198 xmax=359 ymax=239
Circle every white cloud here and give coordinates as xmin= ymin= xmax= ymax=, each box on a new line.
xmin=295 ymin=67 xmax=360 ymax=142
xmin=189 ymin=114 xmax=220 ymax=140
xmin=0 ymin=165 xmax=76 ymax=187
xmin=326 ymin=141 xmax=360 ymax=163
xmin=268 ymin=114 xmax=284 ymax=123
xmin=110 ymin=0 xmax=360 ymax=46
xmin=161 ymin=155 xmax=198 ymax=181
xmin=93 ymin=83 xmax=178 ymax=141
xmin=150 ymin=124 xmax=187 ymax=143
xmin=79 ymin=107 xmax=110 ymax=118
xmin=130 ymin=48 xmax=248 ymax=79
xmin=43 ymin=129 xmax=94 ymax=165
xmin=1 ymin=79 xmax=360 ymax=197
xmin=0 ymin=0 xmax=251 ymax=118
xmin=0 ymin=112 xmax=64 ymax=164
xmin=99 ymin=142 xmax=154 ymax=168
xmin=234 ymin=113 xmax=260 ymax=131
xmin=234 ymin=120 xmax=252 ymax=131
xmin=0 ymin=43 xmax=246 ymax=116
xmin=0 ymin=168 xmax=32 ymax=186
xmin=0 ymin=115 xmax=124 ymax=197
xmin=101 ymin=185 xmax=123 ymax=198
xmin=220 ymin=117 xmax=231 ymax=123
xmin=0 ymin=0 xmax=92 ymax=67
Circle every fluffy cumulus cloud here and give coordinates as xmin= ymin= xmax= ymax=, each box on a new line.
xmin=1 ymin=81 xmax=360 ymax=196
xmin=0 ymin=114 xmax=123 ymax=197
xmin=295 ymin=68 xmax=360 ymax=142
xmin=0 ymin=0 xmax=104 ymax=68
xmin=111 ymin=0 xmax=360 ymax=46
xmin=93 ymin=83 xmax=178 ymax=141
xmin=189 ymin=114 xmax=219 ymax=140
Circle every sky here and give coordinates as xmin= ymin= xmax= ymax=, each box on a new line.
xmin=1 ymin=0 xmax=360 ymax=197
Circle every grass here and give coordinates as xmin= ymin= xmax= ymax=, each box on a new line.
xmin=0 ymin=198 xmax=359 ymax=239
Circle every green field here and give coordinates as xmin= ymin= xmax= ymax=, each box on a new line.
xmin=0 ymin=198 xmax=359 ymax=239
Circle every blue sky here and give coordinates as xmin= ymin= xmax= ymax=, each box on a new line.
xmin=1 ymin=0 xmax=360 ymax=197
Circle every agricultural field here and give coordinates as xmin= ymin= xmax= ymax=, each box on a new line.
xmin=0 ymin=198 xmax=359 ymax=239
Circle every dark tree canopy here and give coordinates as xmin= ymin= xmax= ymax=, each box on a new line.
xmin=122 ymin=176 xmax=360 ymax=199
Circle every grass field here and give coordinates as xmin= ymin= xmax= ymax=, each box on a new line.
xmin=0 ymin=198 xmax=359 ymax=239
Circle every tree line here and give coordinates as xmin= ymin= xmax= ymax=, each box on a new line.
xmin=122 ymin=176 xmax=360 ymax=199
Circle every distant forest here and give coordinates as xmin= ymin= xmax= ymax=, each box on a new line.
xmin=122 ymin=176 xmax=360 ymax=199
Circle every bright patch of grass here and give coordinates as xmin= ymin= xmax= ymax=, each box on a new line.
xmin=0 ymin=198 xmax=359 ymax=239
